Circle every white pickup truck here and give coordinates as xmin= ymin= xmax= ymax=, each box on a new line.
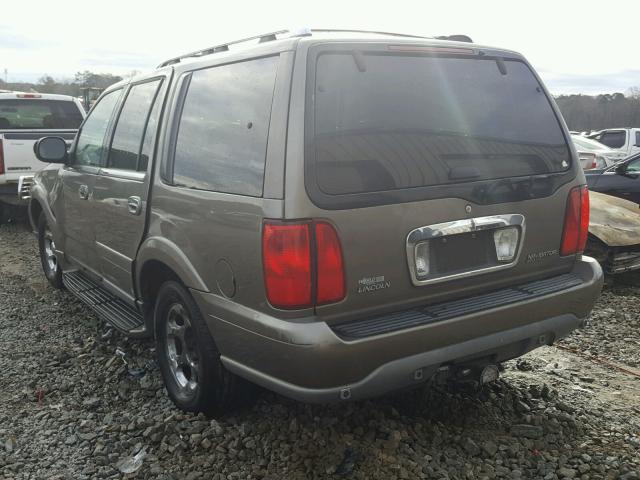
xmin=587 ymin=128 xmax=640 ymax=158
xmin=0 ymin=92 xmax=84 ymax=222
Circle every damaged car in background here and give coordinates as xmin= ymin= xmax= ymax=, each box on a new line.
xmin=586 ymin=191 xmax=640 ymax=274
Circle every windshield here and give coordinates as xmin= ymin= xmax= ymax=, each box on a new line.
xmin=310 ymin=51 xmax=570 ymax=196
xmin=572 ymin=135 xmax=612 ymax=152
xmin=0 ymin=99 xmax=83 ymax=130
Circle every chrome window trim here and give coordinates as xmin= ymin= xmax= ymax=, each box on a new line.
xmin=406 ymin=214 xmax=526 ymax=286
xmin=99 ymin=167 xmax=146 ymax=182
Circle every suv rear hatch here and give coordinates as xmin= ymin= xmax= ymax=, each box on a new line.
xmin=283 ymin=42 xmax=583 ymax=325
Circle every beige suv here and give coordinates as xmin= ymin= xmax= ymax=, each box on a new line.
xmin=30 ymin=29 xmax=603 ymax=415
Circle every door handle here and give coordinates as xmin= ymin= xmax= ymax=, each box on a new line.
xmin=78 ymin=184 xmax=89 ymax=200
xmin=127 ymin=196 xmax=142 ymax=215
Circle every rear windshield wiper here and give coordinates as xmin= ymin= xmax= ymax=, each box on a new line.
xmin=496 ymin=58 xmax=507 ymax=76
xmin=352 ymin=51 xmax=367 ymax=72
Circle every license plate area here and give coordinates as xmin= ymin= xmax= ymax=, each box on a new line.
xmin=407 ymin=214 xmax=525 ymax=286
xmin=429 ymin=230 xmax=497 ymax=274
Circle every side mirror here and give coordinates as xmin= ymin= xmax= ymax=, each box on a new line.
xmin=615 ymin=163 xmax=627 ymax=175
xmin=34 ymin=137 xmax=68 ymax=164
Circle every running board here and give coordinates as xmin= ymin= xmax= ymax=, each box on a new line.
xmin=63 ymin=270 xmax=147 ymax=336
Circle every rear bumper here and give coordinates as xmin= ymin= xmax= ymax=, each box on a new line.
xmin=193 ymin=256 xmax=603 ymax=403
xmin=607 ymin=250 xmax=640 ymax=274
xmin=0 ymin=178 xmax=31 ymax=205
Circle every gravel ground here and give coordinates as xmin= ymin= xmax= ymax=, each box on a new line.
xmin=1 ymin=221 xmax=639 ymax=480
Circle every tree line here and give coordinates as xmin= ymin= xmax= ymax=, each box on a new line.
xmin=0 ymin=71 xmax=124 ymax=98
xmin=555 ymin=89 xmax=640 ymax=132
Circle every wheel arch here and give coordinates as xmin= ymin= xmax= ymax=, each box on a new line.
xmin=136 ymin=237 xmax=210 ymax=335
xmin=136 ymin=237 xmax=209 ymax=293
xmin=28 ymin=198 xmax=43 ymax=232
xmin=29 ymin=184 xmax=57 ymax=234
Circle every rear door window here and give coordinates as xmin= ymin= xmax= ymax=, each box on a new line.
xmin=308 ymin=51 xmax=570 ymax=197
xmin=0 ymin=99 xmax=83 ymax=129
xmin=599 ymin=131 xmax=627 ymax=149
xmin=172 ymin=56 xmax=279 ymax=196
xmin=138 ymin=87 xmax=164 ymax=172
xmin=74 ymin=90 xmax=122 ymax=167
xmin=107 ymin=79 xmax=162 ymax=171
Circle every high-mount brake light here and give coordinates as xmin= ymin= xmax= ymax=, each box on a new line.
xmin=262 ymin=220 xmax=346 ymax=309
xmin=560 ymin=186 xmax=589 ymax=256
xmin=387 ymin=45 xmax=474 ymax=54
xmin=16 ymin=93 xmax=42 ymax=99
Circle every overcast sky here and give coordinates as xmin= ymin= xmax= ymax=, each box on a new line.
xmin=1 ymin=0 xmax=638 ymax=95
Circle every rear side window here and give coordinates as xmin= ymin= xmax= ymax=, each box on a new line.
xmin=0 ymin=99 xmax=83 ymax=129
xmin=636 ymin=131 xmax=640 ymax=148
xmin=172 ymin=56 xmax=278 ymax=196
xmin=599 ymin=131 xmax=626 ymax=149
xmin=107 ymin=79 xmax=162 ymax=171
xmin=309 ymin=52 xmax=570 ymax=197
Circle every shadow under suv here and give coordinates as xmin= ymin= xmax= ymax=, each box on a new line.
xmin=29 ymin=29 xmax=603 ymax=415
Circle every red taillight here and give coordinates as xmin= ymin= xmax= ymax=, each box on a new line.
xmin=578 ymin=152 xmax=596 ymax=170
xmin=262 ymin=220 xmax=346 ymax=309
xmin=0 ymin=139 xmax=4 ymax=175
xmin=262 ymin=223 xmax=312 ymax=309
xmin=560 ymin=186 xmax=589 ymax=256
xmin=315 ymin=222 xmax=346 ymax=304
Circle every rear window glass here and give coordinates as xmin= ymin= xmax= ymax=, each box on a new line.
xmin=599 ymin=131 xmax=626 ymax=149
xmin=310 ymin=52 xmax=570 ymax=196
xmin=172 ymin=56 xmax=279 ymax=197
xmin=108 ymin=79 xmax=162 ymax=171
xmin=0 ymin=99 xmax=83 ymax=129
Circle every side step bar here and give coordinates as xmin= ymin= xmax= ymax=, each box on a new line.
xmin=63 ymin=270 xmax=147 ymax=336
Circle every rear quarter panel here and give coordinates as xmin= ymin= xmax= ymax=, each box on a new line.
xmin=140 ymin=47 xmax=306 ymax=319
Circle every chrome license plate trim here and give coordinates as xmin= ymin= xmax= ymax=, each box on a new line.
xmin=406 ymin=214 xmax=526 ymax=286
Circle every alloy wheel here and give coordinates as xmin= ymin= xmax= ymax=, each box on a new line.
xmin=43 ymin=228 xmax=58 ymax=273
xmin=164 ymin=303 xmax=200 ymax=397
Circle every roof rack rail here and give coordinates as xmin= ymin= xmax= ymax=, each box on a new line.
xmin=157 ymin=29 xmax=290 ymax=68
xmin=157 ymin=29 xmax=468 ymax=69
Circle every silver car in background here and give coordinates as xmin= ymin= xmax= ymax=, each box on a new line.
xmin=572 ymin=134 xmax=627 ymax=169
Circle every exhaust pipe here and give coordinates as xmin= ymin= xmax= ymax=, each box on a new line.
xmin=453 ymin=364 xmax=500 ymax=387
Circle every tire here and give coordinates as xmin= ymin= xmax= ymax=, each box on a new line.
xmin=0 ymin=202 xmax=10 ymax=225
xmin=37 ymin=212 xmax=64 ymax=289
xmin=155 ymin=281 xmax=251 ymax=416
